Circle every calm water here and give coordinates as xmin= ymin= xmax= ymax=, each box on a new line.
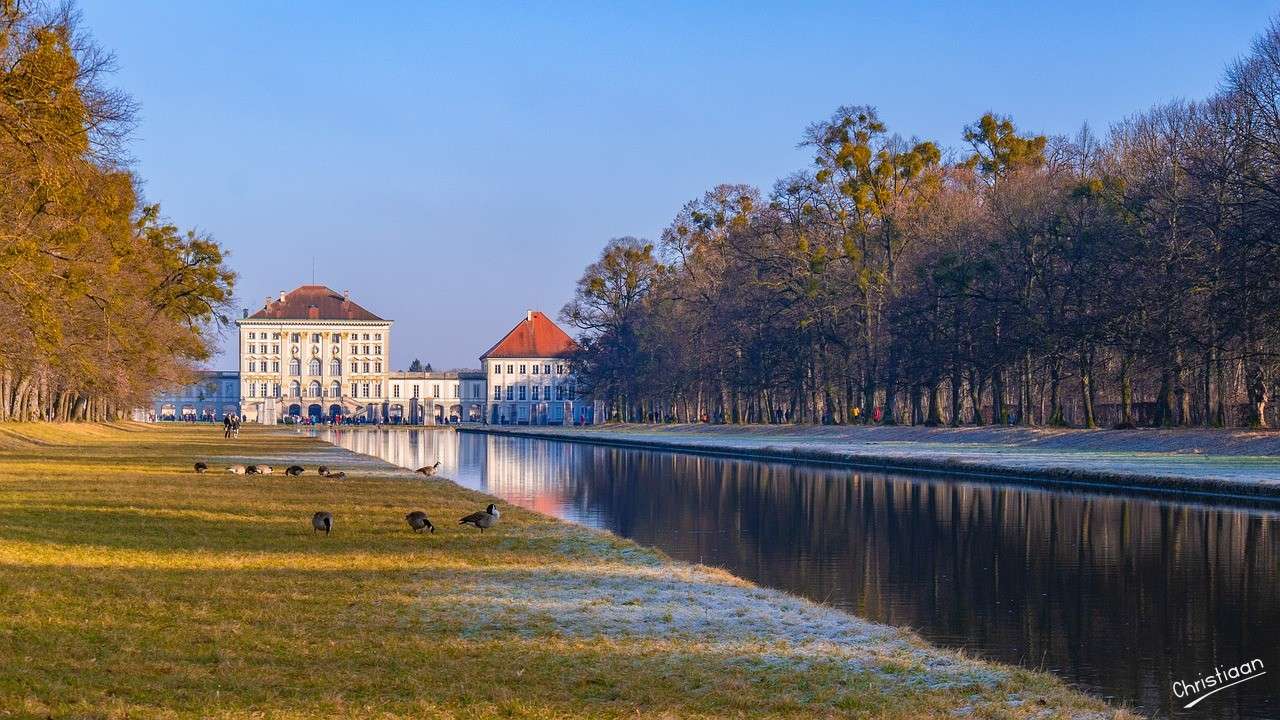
xmin=317 ymin=427 xmax=1280 ymax=720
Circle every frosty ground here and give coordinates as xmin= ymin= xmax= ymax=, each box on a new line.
xmin=0 ymin=422 xmax=1132 ymax=718
xmin=478 ymin=423 xmax=1280 ymax=498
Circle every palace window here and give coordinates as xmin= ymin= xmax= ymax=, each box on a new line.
xmin=556 ymin=386 xmax=565 ymax=400
xmin=453 ymin=384 xmax=459 ymax=398
xmin=350 ymin=361 xmax=358 ymax=373
xmin=311 ymin=333 xmax=320 ymax=343
xmin=375 ymin=362 xmax=382 ymax=372
xmin=519 ymin=364 xmax=526 ymax=374
xmin=309 ymin=381 xmax=321 ymax=397
xmin=248 ymin=383 xmax=256 ymax=397
xmin=532 ymin=365 xmax=539 ymax=375
xmin=289 ymin=359 xmax=301 ymax=376
xmin=290 ymin=381 xmax=301 ymax=398
xmin=362 ymin=333 xmax=370 ymax=340
xmin=272 ymin=361 xmax=280 ymax=372
xmin=363 ymin=362 xmax=370 ymax=373
xmin=507 ymin=364 xmax=514 ymax=373
xmin=249 ymin=332 xmax=256 ymax=340
xmin=291 ymin=333 xmax=300 ymax=343
xmin=309 ymin=358 xmax=321 ymax=375
xmin=273 ymin=383 xmax=281 ymax=397
xmin=350 ymin=382 xmax=358 ymax=396
xmin=248 ymin=361 xmax=256 ymax=372
xmin=374 ymin=346 xmax=381 ymax=355
xmin=332 ymin=334 xmax=340 ymax=344
xmin=494 ymin=385 xmax=502 ymax=400
xmin=433 ymin=384 xmax=440 ymax=398
xmin=472 ymin=385 xmax=481 ymax=399
xmin=393 ymin=385 xmax=400 ymax=398
xmin=412 ymin=384 xmax=420 ymax=398
xmin=272 ymin=344 xmax=279 ymax=354
xmin=518 ymin=385 xmax=527 ymax=400
xmin=375 ymin=333 xmax=381 ymax=340
xmin=329 ymin=381 xmax=340 ymax=397
xmin=544 ymin=364 xmax=551 ymax=374
xmin=557 ymin=364 xmax=565 ymax=374
xmin=361 ymin=383 xmax=370 ymax=398
xmin=375 ymin=383 xmax=381 ymax=397
xmin=532 ymin=386 xmax=539 ymax=401
xmin=330 ymin=359 xmax=341 ymax=375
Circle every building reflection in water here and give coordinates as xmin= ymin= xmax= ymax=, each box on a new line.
xmin=317 ymin=428 xmax=1280 ymax=720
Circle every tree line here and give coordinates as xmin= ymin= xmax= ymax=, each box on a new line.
xmin=564 ymin=19 xmax=1280 ymax=428
xmin=0 ymin=2 xmax=234 ymax=422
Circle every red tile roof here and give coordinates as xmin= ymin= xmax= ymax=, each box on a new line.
xmin=247 ymin=285 xmax=386 ymax=322
xmin=481 ymin=311 xmax=577 ymax=359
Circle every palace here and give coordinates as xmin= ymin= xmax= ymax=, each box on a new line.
xmin=157 ymin=285 xmax=590 ymax=425
xmin=236 ymin=285 xmax=393 ymax=424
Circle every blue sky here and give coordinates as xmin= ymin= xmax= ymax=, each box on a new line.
xmin=79 ymin=1 xmax=1278 ymax=370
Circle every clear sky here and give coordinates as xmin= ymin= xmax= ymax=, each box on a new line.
xmin=78 ymin=1 xmax=1278 ymax=370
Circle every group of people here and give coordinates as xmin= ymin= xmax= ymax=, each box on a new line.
xmin=222 ymin=413 xmax=242 ymax=439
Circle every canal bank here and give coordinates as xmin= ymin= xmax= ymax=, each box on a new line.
xmin=0 ymin=422 xmax=1126 ymax=719
xmin=462 ymin=423 xmax=1280 ymax=501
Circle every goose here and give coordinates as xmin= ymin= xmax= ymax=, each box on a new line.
xmin=312 ymin=511 xmax=333 ymax=535
xmin=285 ymin=465 xmax=305 ymax=476
xmin=459 ymin=503 xmax=500 ymax=532
xmin=226 ymin=464 xmax=247 ymax=475
xmin=325 ymin=471 xmax=346 ymax=480
xmin=248 ymin=464 xmax=273 ymax=475
xmin=415 ymin=461 xmax=441 ymax=476
xmin=405 ymin=511 xmax=435 ymax=533
xmin=194 ymin=462 xmax=208 ymax=473
xmin=318 ymin=465 xmax=329 ymax=476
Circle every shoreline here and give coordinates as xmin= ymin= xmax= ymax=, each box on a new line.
xmin=460 ymin=423 xmax=1280 ymax=503
xmin=0 ymin=421 xmax=1129 ymax=718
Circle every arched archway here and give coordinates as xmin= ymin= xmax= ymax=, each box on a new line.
xmin=160 ymin=403 xmax=176 ymax=420
xmin=288 ymin=403 xmax=302 ymax=418
xmin=449 ymin=404 xmax=462 ymax=423
xmin=433 ymin=404 xmax=444 ymax=424
xmin=389 ymin=404 xmax=404 ymax=422
xmin=328 ymin=404 xmax=342 ymax=420
xmin=467 ymin=404 xmax=482 ymax=422
xmin=307 ymin=404 xmax=322 ymax=421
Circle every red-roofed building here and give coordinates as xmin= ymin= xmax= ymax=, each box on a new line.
xmin=481 ymin=311 xmax=584 ymax=425
xmin=235 ymin=285 xmax=393 ymax=424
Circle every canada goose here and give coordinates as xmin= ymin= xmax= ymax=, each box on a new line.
xmin=247 ymin=464 xmax=273 ymax=475
xmin=325 ymin=471 xmax=346 ymax=480
xmin=285 ymin=465 xmax=305 ymax=476
xmin=459 ymin=503 xmax=500 ymax=532
xmin=312 ymin=511 xmax=333 ymax=535
xmin=318 ymin=465 xmax=329 ymax=476
xmin=416 ymin=461 xmax=441 ymax=476
xmin=405 ymin=511 xmax=434 ymax=533
xmin=194 ymin=462 xmax=208 ymax=473
xmin=226 ymin=464 xmax=247 ymax=475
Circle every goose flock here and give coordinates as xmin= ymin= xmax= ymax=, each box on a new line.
xmin=192 ymin=460 xmax=500 ymax=537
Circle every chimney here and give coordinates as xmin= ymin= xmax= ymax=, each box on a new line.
xmin=241 ymin=308 xmax=248 ymax=319
xmin=307 ymin=305 xmax=320 ymax=320
xmin=527 ymin=310 xmax=533 ymax=322
xmin=264 ymin=296 xmax=272 ymax=309
xmin=343 ymin=289 xmax=350 ymax=301
xmin=279 ymin=290 xmax=287 ymax=303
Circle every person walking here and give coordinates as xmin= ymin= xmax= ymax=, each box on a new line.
xmin=223 ymin=413 xmax=232 ymax=439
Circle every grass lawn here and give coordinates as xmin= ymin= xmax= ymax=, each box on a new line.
xmin=0 ymin=423 xmax=1133 ymax=719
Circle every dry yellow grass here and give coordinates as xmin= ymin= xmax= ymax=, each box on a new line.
xmin=0 ymin=423 xmax=1136 ymax=719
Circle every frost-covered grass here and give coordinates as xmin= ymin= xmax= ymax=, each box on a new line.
xmin=0 ymin=422 xmax=1133 ymax=718
xmin=495 ymin=423 xmax=1280 ymax=494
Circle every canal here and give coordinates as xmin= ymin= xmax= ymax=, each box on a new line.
xmin=316 ymin=426 xmax=1279 ymax=720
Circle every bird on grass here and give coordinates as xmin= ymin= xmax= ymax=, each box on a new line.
xmin=285 ymin=465 xmax=305 ymax=476
xmin=405 ymin=511 xmax=435 ymax=533
xmin=312 ymin=511 xmax=333 ymax=535
xmin=325 ymin=471 xmax=346 ymax=480
xmin=415 ymin=461 xmax=441 ymax=476
xmin=194 ymin=462 xmax=208 ymax=473
xmin=247 ymin=464 xmax=273 ymax=475
xmin=459 ymin=503 xmax=500 ymax=532
xmin=318 ymin=465 xmax=329 ymax=476
xmin=226 ymin=464 xmax=247 ymax=474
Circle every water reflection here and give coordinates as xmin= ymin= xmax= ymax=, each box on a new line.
xmin=317 ymin=427 xmax=1280 ymax=720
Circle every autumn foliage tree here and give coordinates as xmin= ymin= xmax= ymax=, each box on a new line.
xmin=0 ymin=2 xmax=234 ymax=421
